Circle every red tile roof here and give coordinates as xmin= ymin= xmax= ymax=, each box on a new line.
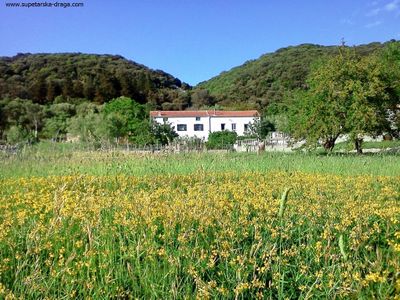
xmin=150 ymin=110 xmax=259 ymax=118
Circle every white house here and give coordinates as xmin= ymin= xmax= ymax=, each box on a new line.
xmin=150 ymin=110 xmax=260 ymax=140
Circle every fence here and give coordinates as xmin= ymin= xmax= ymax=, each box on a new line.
xmin=0 ymin=139 xmax=207 ymax=157
xmin=234 ymin=132 xmax=292 ymax=152
xmin=0 ymin=132 xmax=294 ymax=156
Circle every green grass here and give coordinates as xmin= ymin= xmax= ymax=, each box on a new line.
xmin=0 ymin=142 xmax=399 ymax=178
xmin=0 ymin=142 xmax=399 ymax=298
xmin=1 ymin=141 xmax=400 ymax=178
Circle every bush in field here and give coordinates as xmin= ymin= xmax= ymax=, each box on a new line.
xmin=206 ymin=130 xmax=237 ymax=149
xmin=5 ymin=125 xmax=31 ymax=144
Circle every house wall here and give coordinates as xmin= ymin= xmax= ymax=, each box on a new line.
xmin=210 ymin=116 xmax=256 ymax=136
xmin=153 ymin=115 xmax=258 ymax=140
xmin=165 ymin=116 xmax=210 ymax=140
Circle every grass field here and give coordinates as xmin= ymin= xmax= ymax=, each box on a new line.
xmin=1 ymin=142 xmax=400 ymax=178
xmin=0 ymin=144 xmax=399 ymax=298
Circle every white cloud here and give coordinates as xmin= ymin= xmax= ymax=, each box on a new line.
xmin=340 ymin=18 xmax=355 ymax=25
xmin=365 ymin=20 xmax=383 ymax=28
xmin=366 ymin=0 xmax=400 ymax=16
xmin=366 ymin=7 xmax=381 ymax=16
xmin=367 ymin=0 xmax=383 ymax=6
xmin=385 ymin=0 xmax=400 ymax=11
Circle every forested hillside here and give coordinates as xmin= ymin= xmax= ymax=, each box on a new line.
xmin=197 ymin=42 xmax=388 ymax=110
xmin=0 ymin=43 xmax=392 ymax=112
xmin=0 ymin=53 xmax=191 ymax=109
xmin=0 ymin=42 xmax=398 ymax=147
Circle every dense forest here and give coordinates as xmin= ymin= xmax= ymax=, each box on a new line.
xmin=197 ymin=42 xmax=390 ymax=110
xmin=0 ymin=53 xmax=191 ymax=109
xmin=0 ymin=42 xmax=392 ymax=112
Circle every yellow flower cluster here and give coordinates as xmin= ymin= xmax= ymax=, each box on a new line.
xmin=0 ymin=171 xmax=399 ymax=298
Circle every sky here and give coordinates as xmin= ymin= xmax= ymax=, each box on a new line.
xmin=0 ymin=0 xmax=399 ymax=86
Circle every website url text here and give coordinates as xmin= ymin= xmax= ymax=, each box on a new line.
xmin=5 ymin=2 xmax=84 ymax=8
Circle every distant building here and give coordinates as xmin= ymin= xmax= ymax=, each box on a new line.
xmin=150 ymin=110 xmax=260 ymax=140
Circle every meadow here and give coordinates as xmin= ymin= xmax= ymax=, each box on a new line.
xmin=0 ymin=144 xmax=399 ymax=299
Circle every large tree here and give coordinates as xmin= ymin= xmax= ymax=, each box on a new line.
xmin=151 ymin=121 xmax=178 ymax=146
xmin=67 ymin=102 xmax=107 ymax=142
xmin=102 ymin=96 xmax=153 ymax=144
xmin=2 ymin=98 xmax=45 ymax=142
xmin=43 ymin=103 xmax=75 ymax=141
xmin=287 ymin=44 xmax=400 ymax=153
xmin=380 ymin=41 xmax=400 ymax=137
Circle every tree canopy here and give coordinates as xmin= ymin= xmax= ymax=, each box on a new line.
xmin=0 ymin=53 xmax=191 ymax=108
xmin=286 ymin=42 xmax=400 ymax=152
xmin=197 ymin=42 xmax=386 ymax=111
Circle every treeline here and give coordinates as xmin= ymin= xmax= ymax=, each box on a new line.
xmin=0 ymin=53 xmax=238 ymax=112
xmin=0 ymin=53 xmax=193 ymax=110
xmin=0 ymin=95 xmax=270 ymax=146
xmin=0 ymin=97 xmax=177 ymax=146
xmin=197 ymin=42 xmax=390 ymax=110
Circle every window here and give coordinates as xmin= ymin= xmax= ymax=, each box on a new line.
xmin=162 ymin=117 xmax=168 ymax=122
xmin=194 ymin=124 xmax=204 ymax=131
xmin=231 ymin=123 xmax=236 ymax=131
xmin=195 ymin=116 xmax=201 ymax=121
xmin=177 ymin=124 xmax=187 ymax=131
xmin=221 ymin=123 xmax=225 ymax=130
xmin=244 ymin=124 xmax=249 ymax=132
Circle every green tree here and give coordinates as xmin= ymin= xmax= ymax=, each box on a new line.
xmin=151 ymin=121 xmax=178 ymax=145
xmin=43 ymin=103 xmax=75 ymax=140
xmin=29 ymin=76 xmax=47 ymax=103
xmin=190 ymin=89 xmax=215 ymax=109
xmin=345 ymin=54 xmax=393 ymax=152
xmin=3 ymin=98 xmax=44 ymax=142
xmin=26 ymin=101 xmax=45 ymax=141
xmin=248 ymin=117 xmax=275 ymax=139
xmin=103 ymin=96 xmax=153 ymax=144
xmin=129 ymin=121 xmax=154 ymax=146
xmin=286 ymin=89 xmax=340 ymax=151
xmin=5 ymin=125 xmax=31 ymax=144
xmin=68 ymin=102 xmax=107 ymax=142
xmin=379 ymin=41 xmax=400 ymax=137
xmin=0 ymin=100 xmax=6 ymax=139
xmin=206 ymin=131 xmax=237 ymax=149
xmin=287 ymin=45 xmax=398 ymax=153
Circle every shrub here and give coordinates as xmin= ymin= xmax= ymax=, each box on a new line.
xmin=5 ymin=125 xmax=31 ymax=145
xmin=206 ymin=130 xmax=237 ymax=149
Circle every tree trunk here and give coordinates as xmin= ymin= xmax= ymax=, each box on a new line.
xmin=323 ymin=138 xmax=336 ymax=152
xmin=34 ymin=119 xmax=38 ymax=141
xmin=354 ymin=138 xmax=363 ymax=154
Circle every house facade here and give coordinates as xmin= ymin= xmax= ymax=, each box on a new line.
xmin=150 ymin=110 xmax=260 ymax=140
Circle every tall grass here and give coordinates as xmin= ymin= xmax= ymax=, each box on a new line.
xmin=1 ymin=142 xmax=399 ymax=178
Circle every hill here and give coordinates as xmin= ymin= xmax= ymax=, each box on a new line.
xmin=197 ymin=42 xmax=388 ymax=111
xmin=0 ymin=53 xmax=191 ymax=109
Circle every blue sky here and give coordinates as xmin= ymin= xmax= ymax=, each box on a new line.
xmin=0 ymin=0 xmax=399 ymax=85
